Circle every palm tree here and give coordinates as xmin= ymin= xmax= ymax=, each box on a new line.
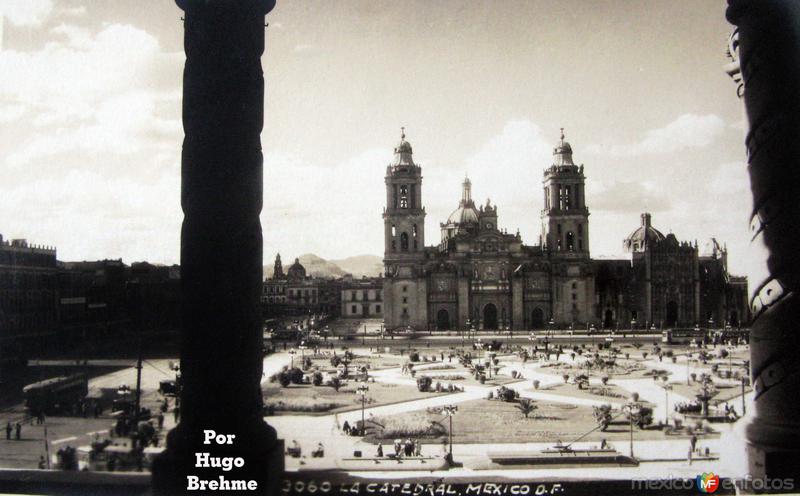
xmin=516 ymin=398 xmax=537 ymax=419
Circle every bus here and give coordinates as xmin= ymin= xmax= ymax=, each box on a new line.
xmin=661 ymin=328 xmax=709 ymax=345
xmin=23 ymin=374 xmax=89 ymax=416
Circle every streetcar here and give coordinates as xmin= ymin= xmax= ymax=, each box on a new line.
xmin=661 ymin=327 xmax=709 ymax=345
xmin=23 ymin=374 xmax=89 ymax=416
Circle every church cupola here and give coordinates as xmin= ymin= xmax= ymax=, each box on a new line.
xmin=553 ymin=128 xmax=575 ymax=166
xmin=391 ymin=127 xmax=415 ymax=168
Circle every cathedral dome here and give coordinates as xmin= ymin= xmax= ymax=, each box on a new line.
xmin=446 ymin=176 xmax=479 ymax=226
xmin=447 ymin=204 xmax=480 ymax=225
xmin=624 ymin=213 xmax=665 ymax=252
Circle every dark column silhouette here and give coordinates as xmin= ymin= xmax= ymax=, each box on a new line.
xmin=727 ymin=0 xmax=800 ymax=481
xmin=152 ymin=1 xmax=281 ymax=494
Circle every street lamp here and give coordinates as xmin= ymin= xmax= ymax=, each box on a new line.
xmin=623 ymin=401 xmax=642 ymax=458
xmin=298 ymin=341 xmax=308 ymax=367
xmin=288 ymin=349 xmax=296 ymax=369
xmin=659 ymin=378 xmax=673 ymax=426
xmin=528 ymin=332 xmax=536 ymax=356
xmin=686 ymin=351 xmax=692 ymax=385
xmin=442 ymin=404 xmax=458 ymax=463
xmin=357 ymin=382 xmax=369 ymax=436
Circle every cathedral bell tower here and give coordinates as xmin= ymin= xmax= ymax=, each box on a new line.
xmin=541 ymin=129 xmax=596 ymax=327
xmin=382 ymin=128 xmax=427 ymax=330
xmin=541 ymin=129 xmax=590 ymax=257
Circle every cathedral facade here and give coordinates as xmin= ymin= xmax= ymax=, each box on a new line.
xmin=382 ymin=130 xmax=749 ymax=331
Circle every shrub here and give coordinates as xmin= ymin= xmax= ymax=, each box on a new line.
xmin=630 ymin=392 xmax=640 ymax=402
xmin=479 ymin=375 xmax=486 ymax=384
xmin=278 ymin=372 xmax=291 ymax=388
xmin=409 ymin=352 xmax=420 ymax=362
xmin=330 ymin=355 xmax=342 ymax=367
xmin=371 ymin=412 xmax=446 ymax=439
xmin=328 ymin=377 xmax=342 ymax=391
xmin=487 ymin=391 xmax=494 ymax=400
xmin=496 ymin=386 xmax=516 ymax=402
xmin=600 ymin=375 xmax=609 ymax=385
xmin=435 ymin=381 xmax=443 ymax=392
xmin=642 ymin=352 xmax=649 ymax=360
xmin=562 ymin=374 xmax=570 ymax=384
xmin=533 ymin=379 xmax=540 ymax=389
xmin=417 ymin=376 xmax=433 ymax=392
xmin=288 ymin=368 xmax=304 ymax=384
xmin=312 ymin=371 xmax=323 ymax=386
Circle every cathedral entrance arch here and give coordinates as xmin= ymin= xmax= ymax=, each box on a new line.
xmin=666 ymin=301 xmax=678 ymax=327
xmin=531 ymin=308 xmax=544 ymax=329
xmin=604 ymin=309 xmax=614 ymax=329
xmin=483 ymin=303 xmax=498 ymax=330
xmin=436 ymin=309 xmax=450 ymax=331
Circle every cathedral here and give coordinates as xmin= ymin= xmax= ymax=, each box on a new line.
xmin=382 ymin=130 xmax=749 ymax=331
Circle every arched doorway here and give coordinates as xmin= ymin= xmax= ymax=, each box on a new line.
xmin=603 ymin=309 xmax=614 ymax=329
xmin=436 ymin=309 xmax=450 ymax=331
xmin=483 ymin=303 xmax=498 ymax=330
xmin=531 ymin=308 xmax=544 ymax=329
xmin=666 ymin=301 xmax=678 ymax=327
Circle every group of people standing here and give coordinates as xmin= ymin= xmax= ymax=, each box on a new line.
xmin=5 ymin=421 xmax=21 ymax=440
xmin=389 ymin=438 xmax=422 ymax=458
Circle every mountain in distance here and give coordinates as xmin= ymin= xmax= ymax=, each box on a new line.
xmin=328 ymin=255 xmax=383 ymax=278
xmin=262 ymin=253 xmax=382 ymax=280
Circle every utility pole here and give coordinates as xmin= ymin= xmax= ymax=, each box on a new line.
xmin=134 ymin=335 xmax=143 ymax=420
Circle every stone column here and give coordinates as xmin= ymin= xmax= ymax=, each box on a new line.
xmin=726 ymin=0 xmax=800 ymax=481
xmin=152 ymin=1 xmax=282 ymax=494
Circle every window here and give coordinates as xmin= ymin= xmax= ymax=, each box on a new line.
xmin=564 ymin=186 xmax=572 ymax=209
xmin=376 ymin=305 xmax=381 ymax=313
xmin=402 ymin=285 xmax=407 ymax=293
xmin=579 ymin=240 xmax=583 ymax=251
xmin=566 ymin=231 xmax=575 ymax=251
xmin=400 ymin=185 xmax=408 ymax=209
xmin=400 ymin=232 xmax=409 ymax=251
xmin=413 ymin=240 xmax=417 ymax=250
xmin=351 ymin=305 xmax=357 ymax=313
xmin=412 ymin=224 xmax=417 ymax=236
xmin=572 ymin=293 xmax=577 ymax=301
xmin=577 ymin=223 xmax=583 ymax=236
xmin=557 ymin=224 xmax=562 ymax=235
xmin=571 ymin=282 xmax=577 ymax=289
xmin=402 ymin=297 xmax=408 ymax=304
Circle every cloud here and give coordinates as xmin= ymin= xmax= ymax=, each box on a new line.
xmin=586 ymin=179 xmax=672 ymax=213
xmin=588 ymin=113 xmax=726 ymax=157
xmin=0 ymin=0 xmax=53 ymax=27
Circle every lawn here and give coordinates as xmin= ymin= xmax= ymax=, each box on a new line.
xmin=363 ymin=398 xmax=674 ymax=444
xmin=262 ymin=380 xmax=452 ymax=415
xmin=532 ymin=382 xmax=637 ymax=404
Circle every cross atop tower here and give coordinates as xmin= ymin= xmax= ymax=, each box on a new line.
xmin=560 ymin=127 xmax=565 ymax=140
xmin=401 ymin=126 xmax=405 ymax=139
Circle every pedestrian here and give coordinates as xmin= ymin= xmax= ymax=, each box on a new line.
xmin=5 ymin=422 xmax=11 ymax=440
xmin=38 ymin=455 xmax=46 ymax=469
xmin=15 ymin=423 xmax=21 ymax=440
xmin=157 ymin=412 xmax=164 ymax=429
xmin=342 ymin=420 xmax=350 ymax=435
xmin=394 ymin=439 xmax=401 ymax=457
xmin=415 ymin=441 xmax=422 ymax=457
xmin=690 ymin=434 xmax=698 ymax=453
xmin=376 ymin=444 xmax=383 ymax=457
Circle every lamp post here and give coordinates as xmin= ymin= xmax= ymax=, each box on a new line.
xmin=298 ymin=341 xmax=307 ymax=368
xmin=357 ymin=382 xmax=369 ymax=436
xmin=528 ymin=332 xmax=536 ymax=356
xmin=623 ymin=401 xmax=641 ymax=458
xmin=442 ymin=404 xmax=458 ymax=463
xmin=686 ymin=351 xmax=691 ymax=385
xmin=660 ymin=378 xmax=673 ymax=426
xmin=288 ymin=349 xmax=296 ymax=369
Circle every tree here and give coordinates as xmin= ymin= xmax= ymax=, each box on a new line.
xmin=410 ymin=352 xmax=420 ymax=362
xmin=328 ymin=377 xmax=342 ymax=392
xmin=312 ymin=371 xmax=323 ymax=386
xmin=516 ymin=398 xmax=538 ymax=419
xmin=330 ymin=355 xmax=341 ymax=367
xmin=575 ymin=374 xmax=590 ymax=390
xmin=417 ymin=376 xmax=433 ymax=392
xmin=288 ymin=367 xmax=304 ymax=385
xmin=600 ymin=375 xmax=609 ymax=386
xmin=278 ymin=372 xmax=291 ymax=388
xmin=593 ymin=404 xmax=613 ymax=431
xmin=562 ymin=374 xmax=570 ymax=384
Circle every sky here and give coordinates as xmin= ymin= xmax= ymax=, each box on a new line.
xmin=0 ymin=1 xmax=754 ymax=276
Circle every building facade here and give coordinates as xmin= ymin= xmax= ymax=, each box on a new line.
xmin=341 ymin=277 xmax=383 ymax=318
xmin=0 ymin=235 xmax=59 ymax=355
xmin=382 ymin=130 xmax=750 ymax=331
xmin=262 ymin=256 xmax=342 ymax=317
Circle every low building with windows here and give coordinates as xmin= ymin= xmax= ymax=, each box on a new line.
xmin=340 ymin=277 xmax=383 ymax=318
